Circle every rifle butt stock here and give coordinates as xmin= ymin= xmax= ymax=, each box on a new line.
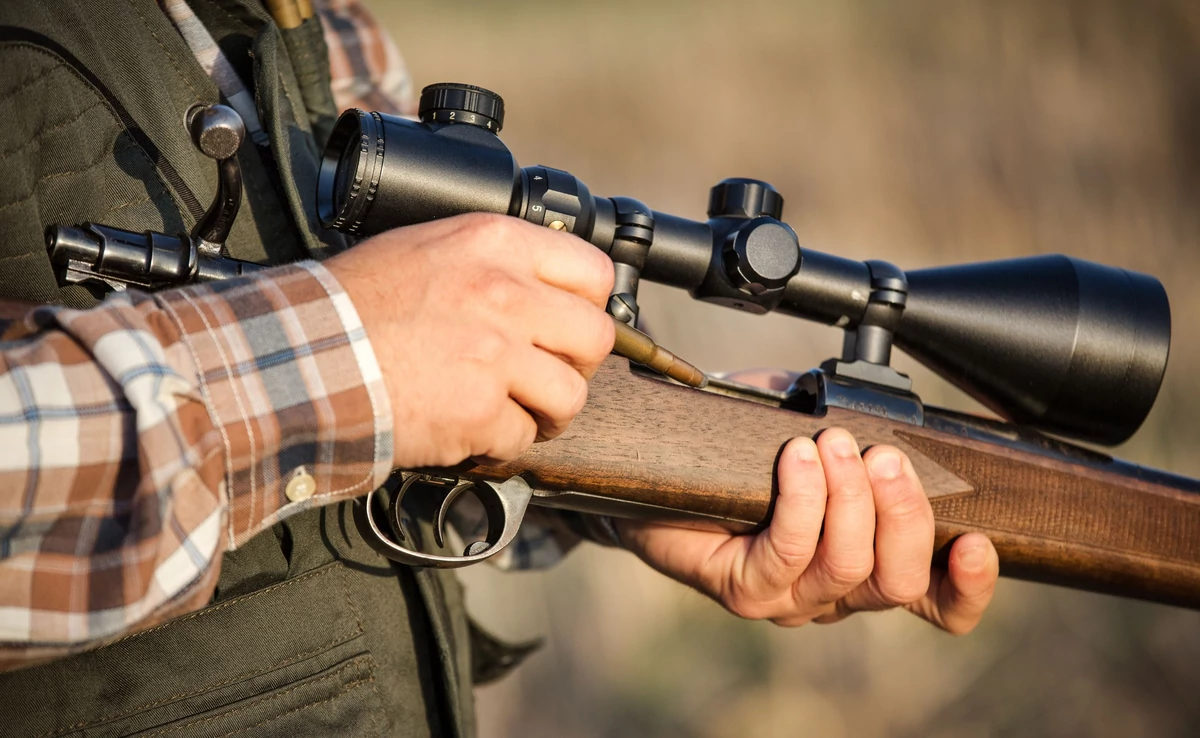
xmin=468 ymin=357 xmax=1200 ymax=609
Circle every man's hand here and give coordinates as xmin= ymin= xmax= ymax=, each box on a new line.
xmin=618 ymin=430 xmax=1001 ymax=634
xmin=326 ymin=213 xmax=615 ymax=468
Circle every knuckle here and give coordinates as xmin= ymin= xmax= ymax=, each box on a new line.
xmin=878 ymin=490 xmax=933 ymax=529
xmin=513 ymin=419 xmax=539 ymax=457
xmin=944 ymin=618 xmax=979 ymax=637
xmin=768 ymin=614 xmax=813 ymax=629
xmin=724 ymin=595 xmax=770 ymax=622
xmin=459 ymin=328 xmax=510 ymax=366
xmin=770 ymin=538 xmax=815 ymax=571
xmin=457 ymin=211 xmax=514 ymax=242
xmin=875 ymin=573 xmax=929 ymax=606
xmin=585 ymin=308 xmax=616 ymax=363
xmin=461 ymin=382 xmax=508 ymax=428
xmin=822 ymin=554 xmax=875 ymax=590
xmin=471 ymin=269 xmax=527 ymax=314
xmin=492 ymin=416 xmax=538 ymax=462
xmin=589 ymin=249 xmax=616 ymax=294
xmin=561 ymin=369 xmax=590 ymax=418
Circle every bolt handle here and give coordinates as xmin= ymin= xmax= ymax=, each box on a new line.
xmin=187 ymin=105 xmax=246 ymax=252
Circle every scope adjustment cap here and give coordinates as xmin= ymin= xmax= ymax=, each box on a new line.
xmin=419 ymin=83 xmax=505 ymax=133
xmin=708 ymin=178 xmax=784 ymax=220
xmin=723 ymin=217 xmax=801 ymax=294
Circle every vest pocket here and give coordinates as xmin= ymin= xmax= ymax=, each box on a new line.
xmin=0 ymin=563 xmax=387 ymax=737
xmin=119 ymin=653 xmax=384 ymax=738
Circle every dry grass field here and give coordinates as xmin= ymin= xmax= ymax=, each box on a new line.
xmin=367 ymin=1 xmax=1200 ymax=735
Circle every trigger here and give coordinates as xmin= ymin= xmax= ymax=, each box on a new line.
xmin=434 ymin=481 xmax=475 ymax=549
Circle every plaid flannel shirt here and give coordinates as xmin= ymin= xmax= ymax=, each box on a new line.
xmin=0 ymin=0 xmax=582 ymax=670
xmin=0 ymin=264 xmax=391 ymax=668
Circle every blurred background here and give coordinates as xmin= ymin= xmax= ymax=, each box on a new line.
xmin=369 ymin=1 xmax=1200 ymax=735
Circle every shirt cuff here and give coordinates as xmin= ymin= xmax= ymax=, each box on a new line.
xmin=156 ymin=261 xmax=393 ymax=547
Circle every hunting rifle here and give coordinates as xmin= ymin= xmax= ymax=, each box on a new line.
xmin=43 ymin=87 xmax=1200 ymax=609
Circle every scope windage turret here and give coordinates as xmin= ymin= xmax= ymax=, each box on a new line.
xmin=316 ymin=83 xmax=1172 ymax=446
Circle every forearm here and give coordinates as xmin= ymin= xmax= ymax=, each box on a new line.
xmin=0 ymin=262 xmax=392 ymax=669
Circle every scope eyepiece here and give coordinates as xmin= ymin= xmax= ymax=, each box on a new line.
xmin=318 ymin=96 xmax=520 ymax=236
xmin=318 ymin=109 xmax=386 ymax=234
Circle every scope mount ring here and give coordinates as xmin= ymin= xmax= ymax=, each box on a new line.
xmin=354 ymin=472 xmax=534 ymax=569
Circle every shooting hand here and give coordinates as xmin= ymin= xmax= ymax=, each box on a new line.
xmin=618 ymin=429 xmax=1000 ymax=635
xmin=326 ymin=213 xmax=615 ymax=468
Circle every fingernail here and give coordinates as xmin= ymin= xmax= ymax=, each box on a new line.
xmin=958 ymin=542 xmax=987 ymax=570
xmin=869 ymin=451 xmax=902 ymax=480
xmin=793 ymin=438 xmax=819 ymax=462
xmin=829 ymin=432 xmax=858 ymax=459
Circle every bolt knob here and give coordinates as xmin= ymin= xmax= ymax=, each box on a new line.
xmin=708 ymin=178 xmax=784 ymax=220
xmin=723 ymin=218 xmax=801 ymax=294
xmin=419 ymin=83 xmax=505 ymax=132
xmin=187 ymin=104 xmax=245 ymax=161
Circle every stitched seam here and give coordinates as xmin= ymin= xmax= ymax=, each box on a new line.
xmin=156 ymin=294 xmax=239 ymax=547
xmin=207 ymin=0 xmax=261 ymax=36
xmin=176 ymin=288 xmax=259 ymax=544
xmin=216 ymin=675 xmax=377 ymax=738
xmin=0 ymin=98 xmax=107 ymax=160
xmin=0 ymin=44 xmax=185 ymax=217
xmin=331 ymin=508 xmax=384 ymax=736
xmin=128 ymin=1 xmax=202 ymax=100
xmin=38 ymin=138 xmax=140 ymax=182
xmin=136 ymin=658 xmax=373 ymax=738
xmin=102 ymin=194 xmax=155 ymax=216
xmin=305 ymin=263 xmax=389 ymax=496
xmin=0 ymin=191 xmax=32 ymax=214
xmin=33 ymin=566 xmax=361 ymax=737
xmin=172 ymin=271 xmax=378 ymax=525
xmin=0 ymin=59 xmax=63 ymax=105
xmin=362 ymin=654 xmax=385 ymax=736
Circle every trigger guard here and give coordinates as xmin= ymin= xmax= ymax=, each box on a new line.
xmin=354 ymin=476 xmax=534 ymax=569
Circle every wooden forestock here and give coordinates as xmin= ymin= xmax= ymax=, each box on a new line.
xmin=469 ymin=357 xmax=1200 ymax=609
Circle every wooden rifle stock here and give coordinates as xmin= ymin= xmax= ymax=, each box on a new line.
xmin=5 ymin=291 xmax=1196 ymax=606
xmin=468 ymin=356 xmax=1200 ymax=609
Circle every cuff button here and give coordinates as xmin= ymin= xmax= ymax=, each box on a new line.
xmin=286 ymin=467 xmax=317 ymax=502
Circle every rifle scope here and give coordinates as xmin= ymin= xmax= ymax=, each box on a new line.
xmin=317 ymin=83 xmax=1170 ymax=446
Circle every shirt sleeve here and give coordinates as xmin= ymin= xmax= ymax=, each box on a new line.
xmin=316 ymin=0 xmax=417 ymax=115
xmin=0 ymin=262 xmax=392 ymax=670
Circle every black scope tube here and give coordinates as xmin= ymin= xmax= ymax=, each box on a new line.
xmin=318 ymin=111 xmax=872 ymax=324
xmin=316 ymin=107 xmax=1171 ymax=445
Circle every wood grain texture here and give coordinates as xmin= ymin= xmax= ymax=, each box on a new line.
xmin=468 ymin=356 xmax=1200 ymax=608
xmin=901 ymin=432 xmax=1200 ymax=607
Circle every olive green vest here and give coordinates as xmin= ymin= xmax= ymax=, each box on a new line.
xmin=0 ymin=2 xmax=517 ymax=735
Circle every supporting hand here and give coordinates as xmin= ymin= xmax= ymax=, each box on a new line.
xmin=619 ymin=429 xmax=1000 ymax=634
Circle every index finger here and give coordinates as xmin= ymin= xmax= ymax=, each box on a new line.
xmin=519 ymin=221 xmax=615 ymax=308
